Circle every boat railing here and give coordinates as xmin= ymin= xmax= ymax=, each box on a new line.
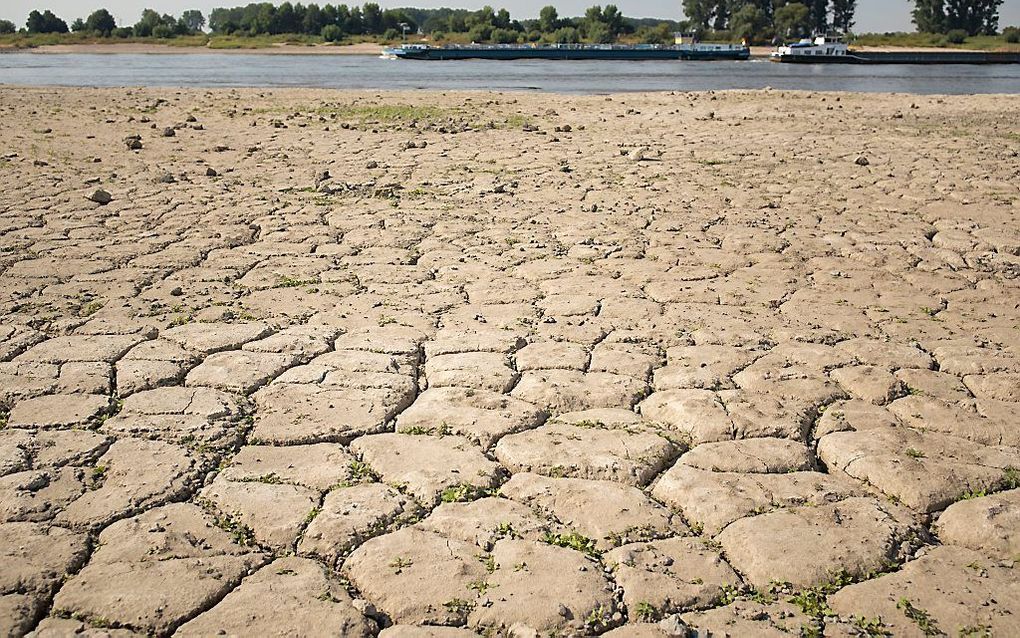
xmin=427 ymin=42 xmax=748 ymax=51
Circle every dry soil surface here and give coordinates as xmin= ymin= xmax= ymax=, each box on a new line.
xmin=1 ymin=86 xmax=1019 ymax=637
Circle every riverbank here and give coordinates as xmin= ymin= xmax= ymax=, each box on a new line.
xmin=0 ymin=41 xmax=385 ymax=55
xmin=0 ymin=86 xmax=1018 ymax=637
xmin=4 ymin=38 xmax=1017 ymax=57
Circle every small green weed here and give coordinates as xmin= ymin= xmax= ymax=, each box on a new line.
xmin=440 ymin=483 xmax=493 ymax=503
xmin=851 ymin=615 xmax=892 ymax=636
xmin=634 ymin=601 xmax=660 ymax=622
xmin=585 ymin=604 xmax=611 ymax=629
xmin=896 ymin=598 xmax=941 ymax=636
xmin=348 ymin=460 xmax=380 ymax=483
xmin=541 ymin=531 xmax=601 ymax=558
xmin=389 ymin=556 xmax=413 ymax=574
xmin=443 ymin=598 xmax=474 ymax=614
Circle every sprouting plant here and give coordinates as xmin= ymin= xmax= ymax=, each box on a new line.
xmin=494 ymin=522 xmax=519 ymax=540
xmin=1001 ymin=466 xmax=1020 ymax=491
xmin=237 ymin=472 xmax=285 ymax=485
xmin=585 ymin=604 xmax=611 ymax=629
xmin=481 ymin=554 xmax=497 ymax=573
xmin=634 ymin=601 xmax=660 ymax=622
xmin=719 ymin=584 xmax=741 ymax=605
xmin=467 ymin=579 xmax=493 ymax=595
xmin=207 ymin=507 xmax=257 ymax=547
xmin=443 ymin=598 xmax=474 ymax=614
xmin=389 ymin=556 xmax=413 ymax=574
xmin=896 ymin=598 xmax=941 ymax=636
xmin=441 ymin=483 xmax=492 ymax=503
xmin=541 ymin=531 xmax=601 ymax=558
xmin=789 ymin=587 xmax=834 ymax=618
xmin=89 ymin=465 xmax=107 ymax=488
xmin=273 ymin=275 xmax=317 ymax=288
xmin=79 ymin=300 xmax=104 ymax=317
xmin=851 ymin=615 xmax=893 ymax=637
xmin=348 ymin=460 xmax=380 ymax=483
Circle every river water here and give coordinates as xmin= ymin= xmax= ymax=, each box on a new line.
xmin=1 ymin=53 xmax=1019 ymax=94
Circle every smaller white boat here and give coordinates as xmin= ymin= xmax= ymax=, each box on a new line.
xmin=771 ymin=35 xmax=852 ymax=62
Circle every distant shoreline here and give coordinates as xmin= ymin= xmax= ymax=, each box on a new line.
xmin=0 ymin=42 xmax=385 ymax=55
xmin=2 ymin=41 xmax=1003 ymax=58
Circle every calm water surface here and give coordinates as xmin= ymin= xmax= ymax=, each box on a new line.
xmin=1 ymin=53 xmax=1019 ymax=94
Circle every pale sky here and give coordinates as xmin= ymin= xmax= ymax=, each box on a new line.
xmin=3 ymin=0 xmax=1020 ymax=32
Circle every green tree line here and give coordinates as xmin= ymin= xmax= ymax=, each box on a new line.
xmin=681 ymin=0 xmax=858 ymax=42
xmin=5 ymin=8 xmax=204 ymax=37
xmin=1 ymin=4 xmax=682 ymax=44
xmin=207 ymin=3 xmax=668 ymax=44
xmin=3 ymin=1 xmax=1012 ymax=44
xmin=911 ymin=0 xmax=1003 ymax=36
xmin=682 ymin=0 xmax=1009 ymax=43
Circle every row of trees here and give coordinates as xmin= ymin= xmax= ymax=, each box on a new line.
xmin=911 ymin=0 xmax=1004 ymax=36
xmin=11 ymin=8 xmax=204 ymax=37
xmin=206 ymin=3 xmax=642 ymax=44
xmin=208 ymin=3 xmax=415 ymax=39
xmin=3 ymin=1 xmax=1011 ymax=43
xmin=0 ymin=4 xmax=661 ymax=43
xmin=681 ymin=1 xmax=857 ymax=41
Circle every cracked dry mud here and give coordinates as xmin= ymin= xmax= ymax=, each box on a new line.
xmin=1 ymin=86 xmax=1019 ymax=637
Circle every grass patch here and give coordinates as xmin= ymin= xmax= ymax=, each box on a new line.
xmin=851 ymin=31 xmax=1020 ymax=52
xmin=78 ymin=299 xmax=104 ymax=317
xmin=236 ymin=472 xmax=285 ymax=485
xmin=541 ymin=531 xmax=601 ymax=558
xmin=851 ymin=615 xmax=893 ymax=636
xmin=0 ymin=32 xmax=208 ymax=49
xmin=273 ymin=275 xmax=318 ymax=288
xmin=442 ymin=598 xmax=474 ymax=614
xmin=440 ymin=483 xmax=494 ymax=503
xmin=200 ymin=501 xmax=258 ymax=547
xmin=335 ymin=103 xmax=451 ymax=123
xmin=347 ymin=460 xmax=380 ymax=484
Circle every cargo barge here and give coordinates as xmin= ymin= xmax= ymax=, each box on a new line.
xmin=382 ymin=41 xmax=750 ymax=61
xmin=772 ymin=35 xmax=1020 ymax=64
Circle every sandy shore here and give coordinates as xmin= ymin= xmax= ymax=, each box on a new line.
xmin=1 ymin=86 xmax=1018 ymax=636
xmin=2 ymin=41 xmax=385 ymax=55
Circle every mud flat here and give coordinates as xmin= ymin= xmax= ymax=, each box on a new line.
xmin=1 ymin=86 xmax=1019 ymax=637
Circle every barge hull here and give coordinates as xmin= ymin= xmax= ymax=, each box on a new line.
xmin=777 ymin=51 xmax=1020 ymax=64
xmin=391 ymin=48 xmax=750 ymax=61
